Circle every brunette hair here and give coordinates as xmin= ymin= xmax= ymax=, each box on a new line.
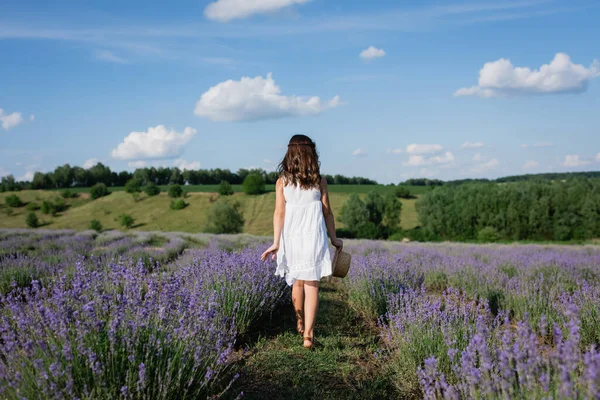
xmin=277 ymin=134 xmax=321 ymax=189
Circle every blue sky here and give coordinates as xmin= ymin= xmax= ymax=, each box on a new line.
xmin=1 ymin=0 xmax=599 ymax=184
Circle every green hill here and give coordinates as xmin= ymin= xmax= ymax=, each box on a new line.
xmin=0 ymin=189 xmax=419 ymax=235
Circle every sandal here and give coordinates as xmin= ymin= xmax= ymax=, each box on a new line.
xmin=303 ymin=336 xmax=313 ymax=350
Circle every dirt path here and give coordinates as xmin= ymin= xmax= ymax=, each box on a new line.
xmin=224 ymin=280 xmax=397 ymax=400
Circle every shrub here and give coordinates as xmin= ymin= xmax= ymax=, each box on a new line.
xmin=25 ymin=212 xmax=39 ymax=228
xmin=5 ymin=194 xmax=22 ymax=208
xmin=40 ymin=200 xmax=53 ymax=215
xmin=53 ymin=198 xmax=67 ymax=213
xmin=242 ymin=173 xmax=265 ymax=195
xmin=90 ymin=183 xmax=110 ymax=200
xmin=394 ymin=186 xmax=412 ymax=199
xmin=60 ymin=189 xmax=78 ymax=199
xmin=144 ymin=182 xmax=161 ymax=197
xmin=26 ymin=202 xmax=39 ymax=211
xmin=125 ymin=178 xmax=143 ymax=194
xmin=120 ymin=214 xmax=135 ymax=229
xmin=168 ymin=184 xmax=183 ymax=198
xmin=89 ymin=219 xmax=103 ymax=232
xmin=170 ymin=199 xmax=187 ymax=210
xmin=219 ymin=180 xmax=234 ymax=196
xmin=478 ymin=226 xmax=500 ymax=242
xmin=205 ymin=199 xmax=244 ymax=234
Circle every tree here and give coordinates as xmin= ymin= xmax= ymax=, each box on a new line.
xmin=125 ymin=178 xmax=143 ymax=194
xmin=205 ymin=199 xmax=245 ymax=234
xmin=120 ymin=214 xmax=135 ymax=229
xmin=219 ymin=180 xmax=234 ymax=196
xmin=364 ymin=191 xmax=385 ymax=226
xmin=394 ymin=186 xmax=412 ymax=199
xmin=168 ymin=184 xmax=183 ymax=198
xmin=242 ymin=173 xmax=265 ymax=195
xmin=339 ymin=194 xmax=369 ymax=236
xmin=144 ymin=182 xmax=161 ymax=196
xmin=383 ymin=194 xmax=402 ymax=234
xmin=26 ymin=212 xmax=39 ymax=228
xmin=90 ymin=183 xmax=110 ymax=200
xmin=5 ymin=194 xmax=23 ymax=208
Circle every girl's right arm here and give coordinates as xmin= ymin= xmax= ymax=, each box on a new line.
xmin=320 ymin=177 xmax=343 ymax=250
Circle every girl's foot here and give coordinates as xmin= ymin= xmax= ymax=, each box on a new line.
xmin=303 ymin=336 xmax=313 ymax=350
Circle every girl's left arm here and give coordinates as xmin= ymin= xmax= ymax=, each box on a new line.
xmin=261 ymin=177 xmax=285 ymax=261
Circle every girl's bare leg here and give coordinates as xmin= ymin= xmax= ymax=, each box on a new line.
xmin=303 ymin=281 xmax=319 ymax=345
xmin=292 ymin=280 xmax=305 ymax=333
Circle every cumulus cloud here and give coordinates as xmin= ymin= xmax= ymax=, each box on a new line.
xmin=523 ymin=160 xmax=539 ymax=169
xmin=472 ymin=153 xmax=488 ymax=162
xmin=174 ymin=159 xmax=201 ymax=170
xmin=18 ymin=171 xmax=34 ymax=182
xmin=455 ymin=53 xmax=600 ymax=97
xmin=128 ymin=160 xmax=147 ymax=169
xmin=406 ymin=144 xmax=443 ymax=155
xmin=205 ymin=0 xmax=310 ymax=22
xmin=461 ymin=141 xmax=484 ymax=149
xmin=352 ymin=148 xmax=367 ymax=157
xmin=83 ymin=158 xmax=99 ymax=169
xmin=111 ymin=125 xmax=197 ymax=161
xmin=405 ymin=152 xmax=455 ymax=167
xmin=471 ymin=158 xmax=499 ymax=174
xmin=521 ymin=142 xmax=554 ymax=149
xmin=563 ymin=154 xmax=592 ymax=167
xmin=194 ymin=73 xmax=340 ymax=122
xmin=0 ymin=108 xmax=24 ymax=130
xmin=360 ymin=46 xmax=386 ymax=61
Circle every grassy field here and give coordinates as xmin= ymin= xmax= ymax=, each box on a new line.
xmin=0 ymin=189 xmax=419 ymax=235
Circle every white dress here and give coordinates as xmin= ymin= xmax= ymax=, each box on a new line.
xmin=275 ymin=181 xmax=332 ymax=286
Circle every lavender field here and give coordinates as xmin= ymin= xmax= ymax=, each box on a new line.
xmin=0 ymin=229 xmax=599 ymax=399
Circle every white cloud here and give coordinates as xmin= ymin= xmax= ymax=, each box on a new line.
xmin=455 ymin=53 xmax=600 ymax=97
xmin=405 ymin=152 xmax=454 ymax=167
xmin=204 ymin=0 xmax=310 ymax=22
xmin=0 ymin=108 xmax=24 ymax=130
xmin=111 ymin=125 xmax=197 ymax=160
xmin=563 ymin=154 xmax=591 ymax=167
xmin=472 ymin=153 xmax=488 ymax=162
xmin=521 ymin=142 xmax=554 ymax=149
xmin=128 ymin=160 xmax=147 ymax=169
xmin=352 ymin=148 xmax=367 ymax=157
xmin=471 ymin=158 xmax=499 ymax=174
xmin=83 ymin=158 xmax=99 ymax=169
xmin=29 ymin=114 xmax=35 ymax=121
xmin=359 ymin=46 xmax=386 ymax=61
xmin=386 ymin=148 xmax=403 ymax=154
xmin=194 ymin=73 xmax=340 ymax=121
xmin=0 ymin=167 xmax=9 ymax=178
xmin=406 ymin=144 xmax=443 ymax=155
xmin=95 ymin=50 xmax=128 ymax=64
xmin=194 ymin=73 xmax=340 ymax=122
xmin=174 ymin=159 xmax=201 ymax=171
xmin=596 ymin=153 xmax=600 ymax=162
xmin=523 ymin=160 xmax=539 ymax=169
xmin=18 ymin=171 xmax=34 ymax=182
xmin=461 ymin=141 xmax=484 ymax=149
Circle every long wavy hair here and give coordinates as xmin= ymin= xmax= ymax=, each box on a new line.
xmin=277 ymin=134 xmax=321 ymax=189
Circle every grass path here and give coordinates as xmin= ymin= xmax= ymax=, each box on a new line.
xmin=225 ymin=279 xmax=397 ymax=400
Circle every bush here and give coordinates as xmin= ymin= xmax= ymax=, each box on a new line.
xmin=25 ymin=212 xmax=39 ymax=228
xmin=125 ymin=178 xmax=143 ymax=194
xmin=60 ymin=189 xmax=78 ymax=199
xmin=170 ymin=199 xmax=187 ymax=210
xmin=478 ymin=226 xmax=500 ymax=242
xmin=26 ymin=202 xmax=39 ymax=211
xmin=394 ymin=186 xmax=412 ymax=199
xmin=5 ymin=194 xmax=22 ymax=208
xmin=219 ymin=180 xmax=234 ymax=196
xmin=168 ymin=184 xmax=183 ymax=198
xmin=242 ymin=173 xmax=265 ymax=195
xmin=144 ymin=182 xmax=161 ymax=197
xmin=53 ymin=198 xmax=67 ymax=213
xmin=40 ymin=200 xmax=53 ymax=215
xmin=120 ymin=214 xmax=135 ymax=229
xmin=89 ymin=219 xmax=103 ymax=232
xmin=90 ymin=183 xmax=110 ymax=200
xmin=205 ymin=199 xmax=244 ymax=234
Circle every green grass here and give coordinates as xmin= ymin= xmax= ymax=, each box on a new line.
xmin=225 ymin=279 xmax=397 ymax=400
xmin=0 ymin=190 xmax=420 ymax=235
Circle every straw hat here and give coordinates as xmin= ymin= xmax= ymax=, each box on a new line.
xmin=332 ymin=248 xmax=351 ymax=278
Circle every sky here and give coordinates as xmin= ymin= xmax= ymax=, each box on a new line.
xmin=1 ymin=0 xmax=599 ymax=184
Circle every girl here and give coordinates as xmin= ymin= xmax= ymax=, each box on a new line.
xmin=261 ymin=134 xmax=343 ymax=350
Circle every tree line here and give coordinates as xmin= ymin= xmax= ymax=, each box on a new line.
xmin=0 ymin=162 xmax=377 ymax=191
xmin=416 ymin=178 xmax=600 ymax=241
